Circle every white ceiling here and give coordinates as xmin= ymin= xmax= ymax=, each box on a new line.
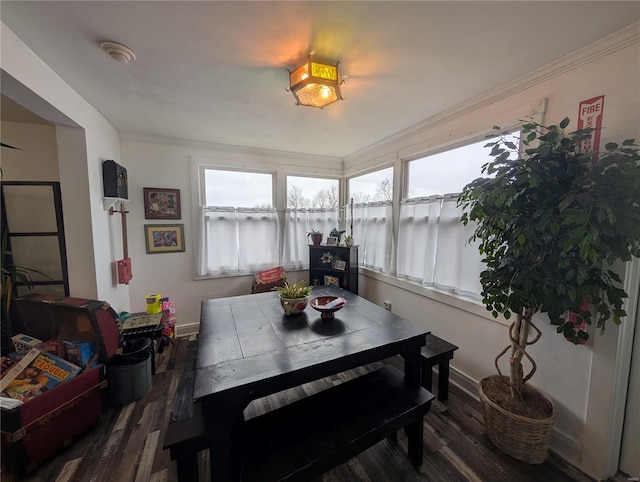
xmin=1 ymin=1 xmax=639 ymax=158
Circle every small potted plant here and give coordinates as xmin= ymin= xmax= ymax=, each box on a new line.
xmin=307 ymin=230 xmax=323 ymax=246
xmin=458 ymin=117 xmax=640 ymax=463
xmin=273 ymin=280 xmax=313 ymax=315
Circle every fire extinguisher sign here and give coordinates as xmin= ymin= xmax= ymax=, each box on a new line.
xmin=577 ymin=95 xmax=605 ymax=162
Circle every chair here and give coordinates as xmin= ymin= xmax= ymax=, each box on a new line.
xmin=252 ymin=266 xmax=286 ymax=293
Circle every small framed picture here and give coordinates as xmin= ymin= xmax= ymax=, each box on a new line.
xmin=334 ymin=260 xmax=347 ymax=271
xmin=324 ymin=275 xmax=340 ymax=287
xmin=144 ymin=224 xmax=185 ymax=254
xmin=143 ymin=187 xmax=181 ymax=219
xmin=326 ymin=237 xmax=338 ymax=246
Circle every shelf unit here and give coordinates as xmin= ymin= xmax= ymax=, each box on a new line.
xmin=309 ymin=245 xmax=358 ymax=294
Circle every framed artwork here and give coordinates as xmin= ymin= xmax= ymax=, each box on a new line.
xmin=324 ymin=275 xmax=340 ymax=287
xmin=334 ymin=260 xmax=347 ymax=271
xmin=144 ymin=224 xmax=185 ymax=254
xmin=143 ymin=187 xmax=181 ymax=219
xmin=326 ymin=236 xmax=338 ymax=246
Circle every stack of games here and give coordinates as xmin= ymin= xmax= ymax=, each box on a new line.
xmin=1 ymin=349 xmax=80 ymax=403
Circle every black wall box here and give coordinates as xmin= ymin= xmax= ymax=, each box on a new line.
xmin=102 ymin=160 xmax=128 ymax=199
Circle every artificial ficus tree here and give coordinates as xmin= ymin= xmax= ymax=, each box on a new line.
xmin=458 ymin=117 xmax=640 ymax=401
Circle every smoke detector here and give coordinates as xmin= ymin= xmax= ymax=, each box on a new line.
xmin=100 ymin=41 xmax=136 ymax=64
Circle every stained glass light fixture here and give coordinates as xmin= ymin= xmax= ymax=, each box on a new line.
xmin=288 ymin=57 xmax=343 ymax=108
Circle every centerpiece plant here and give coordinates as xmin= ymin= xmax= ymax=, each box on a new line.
xmin=458 ymin=117 xmax=640 ymax=463
xmin=274 ymin=280 xmax=313 ymax=316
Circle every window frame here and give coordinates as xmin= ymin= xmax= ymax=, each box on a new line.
xmin=402 ymin=126 xmax=522 ymax=202
xmin=347 ymin=165 xmax=394 ymax=204
xmin=199 ymin=165 xmax=276 ymax=209
xmin=285 ymin=174 xmax=341 ymax=210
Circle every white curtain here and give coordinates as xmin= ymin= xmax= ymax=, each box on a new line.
xmin=282 ymin=208 xmax=340 ymax=269
xmin=397 ymin=194 xmax=483 ymax=299
xmin=198 ymin=207 xmax=279 ymax=276
xmin=352 ymin=201 xmax=392 ymax=273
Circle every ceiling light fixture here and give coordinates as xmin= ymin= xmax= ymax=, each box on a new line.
xmin=100 ymin=41 xmax=136 ymax=64
xmin=288 ymin=56 xmax=343 ymax=108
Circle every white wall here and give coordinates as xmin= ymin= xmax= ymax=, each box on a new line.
xmin=1 ymin=23 xmax=130 ymax=310
xmin=0 ymin=121 xmax=59 ymax=180
xmin=120 ymin=136 xmax=339 ymax=330
xmin=349 ymin=25 xmax=639 ymax=479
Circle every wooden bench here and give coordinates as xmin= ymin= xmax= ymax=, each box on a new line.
xmin=163 ymin=403 xmax=207 ymax=482
xmin=420 ymin=334 xmax=459 ymax=401
xmin=163 ymin=364 xmax=435 ymax=481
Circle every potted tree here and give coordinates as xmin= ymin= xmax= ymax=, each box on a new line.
xmin=458 ymin=117 xmax=640 ymax=463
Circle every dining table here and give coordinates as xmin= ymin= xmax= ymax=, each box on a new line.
xmin=193 ymin=285 xmax=430 ymax=481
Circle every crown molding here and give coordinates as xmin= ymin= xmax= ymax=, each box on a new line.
xmin=345 ymin=21 xmax=640 ymax=164
xmin=118 ymin=131 xmax=341 ymax=165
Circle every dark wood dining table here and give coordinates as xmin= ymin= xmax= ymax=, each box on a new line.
xmin=193 ymin=285 xmax=429 ymax=481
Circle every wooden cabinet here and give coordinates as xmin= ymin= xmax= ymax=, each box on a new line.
xmin=309 ymin=245 xmax=358 ymax=294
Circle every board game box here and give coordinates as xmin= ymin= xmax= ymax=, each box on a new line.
xmin=0 ymin=348 xmax=80 ymax=403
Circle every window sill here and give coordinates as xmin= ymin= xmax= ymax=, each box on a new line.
xmin=358 ymin=267 xmax=509 ymax=326
xmin=194 ymin=267 xmax=309 ymax=282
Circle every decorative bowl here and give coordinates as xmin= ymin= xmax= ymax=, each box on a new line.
xmin=279 ymin=295 xmax=309 ymax=316
xmin=310 ymin=296 xmax=347 ymax=320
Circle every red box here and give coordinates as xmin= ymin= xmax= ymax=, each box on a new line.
xmin=1 ymin=366 xmax=106 ymax=476
xmin=1 ymin=295 xmax=121 ymax=475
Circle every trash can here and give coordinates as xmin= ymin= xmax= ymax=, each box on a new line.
xmin=107 ymin=337 xmax=152 ymax=407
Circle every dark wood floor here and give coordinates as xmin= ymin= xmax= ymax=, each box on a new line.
xmin=2 ymin=335 xmax=630 ymax=482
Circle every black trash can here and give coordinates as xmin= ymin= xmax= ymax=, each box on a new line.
xmin=107 ymin=337 xmax=152 ymax=407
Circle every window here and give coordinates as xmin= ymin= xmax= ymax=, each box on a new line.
xmin=348 ymin=167 xmax=393 ymax=273
xmin=406 ymin=134 xmax=519 ymax=197
xmin=198 ymin=168 xmax=279 ymax=276
xmin=204 ymin=170 xmax=273 ymax=207
xmin=286 ymin=176 xmax=338 ymax=209
xmin=349 ymin=167 xmax=393 ymax=203
xmin=397 ymin=132 xmax=520 ymax=298
xmin=282 ymin=176 xmax=340 ymax=270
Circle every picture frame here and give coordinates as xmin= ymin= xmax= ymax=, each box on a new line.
xmin=324 ymin=275 xmax=340 ymax=287
xmin=326 ymin=236 xmax=338 ymax=246
xmin=143 ymin=187 xmax=181 ymax=219
xmin=144 ymin=224 xmax=185 ymax=254
xmin=334 ymin=260 xmax=347 ymax=271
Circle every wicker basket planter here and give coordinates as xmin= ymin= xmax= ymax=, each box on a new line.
xmin=478 ymin=375 xmax=559 ymax=464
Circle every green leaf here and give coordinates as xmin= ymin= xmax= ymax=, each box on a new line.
xmin=604 ymin=142 xmax=618 ymax=151
xmin=559 ymin=117 xmax=570 ymax=129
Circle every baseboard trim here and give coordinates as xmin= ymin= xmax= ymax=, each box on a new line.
xmin=176 ymin=322 xmax=200 ymax=337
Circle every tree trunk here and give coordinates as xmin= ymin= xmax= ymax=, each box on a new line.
xmin=509 ymin=310 xmax=532 ymax=400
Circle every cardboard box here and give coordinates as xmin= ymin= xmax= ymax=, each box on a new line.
xmin=42 ymin=340 xmax=66 ymax=359
xmin=11 ymin=334 xmax=43 ymax=352
xmin=0 ymin=348 xmax=81 ymax=403
xmin=63 ymin=340 xmax=98 ymax=369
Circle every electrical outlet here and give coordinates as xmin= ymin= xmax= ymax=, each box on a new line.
xmin=382 ymin=300 xmax=392 ymax=311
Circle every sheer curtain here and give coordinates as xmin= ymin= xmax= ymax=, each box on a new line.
xmin=397 ymin=194 xmax=482 ymax=299
xmin=352 ymin=201 xmax=392 ymax=273
xmin=282 ymin=208 xmax=339 ymax=270
xmin=198 ymin=207 xmax=279 ymax=276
